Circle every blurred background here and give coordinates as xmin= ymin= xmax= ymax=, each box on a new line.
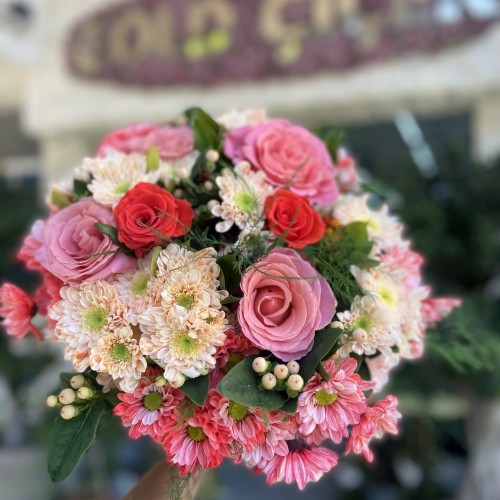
xmin=0 ymin=0 xmax=499 ymax=499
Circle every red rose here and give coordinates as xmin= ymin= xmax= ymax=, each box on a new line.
xmin=264 ymin=189 xmax=325 ymax=249
xmin=114 ymin=182 xmax=194 ymax=256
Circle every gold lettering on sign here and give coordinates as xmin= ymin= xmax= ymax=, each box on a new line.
xmin=72 ymin=20 xmax=104 ymax=75
xmin=150 ymin=6 xmax=175 ymax=59
xmin=109 ymin=9 xmax=154 ymax=66
xmin=184 ymin=0 xmax=236 ymax=61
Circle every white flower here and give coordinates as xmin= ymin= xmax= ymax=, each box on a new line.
xmin=90 ymin=325 xmax=147 ymax=392
xmin=336 ymin=295 xmax=399 ymax=357
xmin=48 ymin=280 xmax=129 ymax=372
xmin=216 ymin=108 xmax=267 ymax=130
xmin=156 ymin=151 xmax=199 ymax=186
xmin=210 ymin=162 xmax=273 ymax=234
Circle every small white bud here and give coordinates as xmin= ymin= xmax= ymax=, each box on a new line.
xmin=170 ymin=374 xmax=186 ymax=389
xmin=287 ymin=374 xmax=304 ymax=391
xmin=60 ymin=405 xmax=77 ymax=420
xmin=199 ymin=366 xmax=209 ymax=376
xmin=77 ymin=386 xmax=94 ymax=400
xmin=205 ymin=149 xmax=220 ymax=163
xmin=70 ymin=374 xmax=85 ymax=390
xmin=287 ymin=361 xmax=300 ymax=375
xmin=177 ymin=169 xmax=189 ymax=180
xmin=46 ymin=395 xmax=58 ymax=408
xmin=352 ymin=328 xmax=368 ymax=343
xmin=155 ymin=376 xmax=167 ymax=387
xmin=262 ymin=373 xmax=277 ymax=390
xmin=59 ymin=388 xmax=76 ymax=405
xmin=331 ymin=321 xmax=344 ymax=330
xmin=203 ymin=180 xmax=214 ymax=191
xmin=273 ymin=364 xmax=289 ymax=380
xmin=252 ymin=357 xmax=268 ymax=374
xmin=173 ymin=188 xmax=184 ymax=199
xmin=207 ymin=199 xmax=219 ymax=212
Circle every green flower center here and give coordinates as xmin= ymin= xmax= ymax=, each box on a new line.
xmin=130 ymin=273 xmax=149 ymax=296
xmin=176 ymin=293 xmax=194 ymax=310
xmin=354 ymin=315 xmax=372 ymax=331
xmin=234 ymin=191 xmax=257 ymax=214
xmin=143 ymin=391 xmax=163 ymax=411
xmin=171 ymin=330 xmax=201 ymax=358
xmin=187 ymin=425 xmax=207 ymax=442
xmin=223 ymin=353 xmax=242 ymax=374
xmin=228 ymin=401 xmax=248 ymax=421
xmin=379 ymin=284 xmax=397 ymax=308
xmin=82 ymin=306 xmax=108 ymax=333
xmin=205 ymin=315 xmax=215 ymax=325
xmin=110 ymin=343 xmax=131 ymax=362
xmin=315 ymin=389 xmax=338 ymax=406
xmin=115 ymin=181 xmax=131 ymax=194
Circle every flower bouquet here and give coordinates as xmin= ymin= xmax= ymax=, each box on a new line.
xmin=0 ymin=108 xmax=460 ymax=494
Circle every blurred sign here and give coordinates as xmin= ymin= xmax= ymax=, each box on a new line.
xmin=66 ymin=0 xmax=500 ymax=87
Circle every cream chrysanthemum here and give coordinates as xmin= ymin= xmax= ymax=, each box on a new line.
xmin=138 ymin=307 xmax=226 ymax=382
xmin=336 ymin=295 xmax=399 ymax=357
xmin=333 ymin=194 xmax=403 ymax=254
xmin=216 ymin=108 xmax=267 ymax=130
xmin=90 ymin=325 xmax=147 ymax=392
xmin=209 ymin=162 xmax=273 ymax=234
xmin=156 ymin=151 xmax=199 ymax=187
xmin=48 ymin=280 xmax=129 ymax=372
xmin=85 ymin=153 xmax=152 ymax=206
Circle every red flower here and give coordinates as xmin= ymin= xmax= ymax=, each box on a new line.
xmin=114 ymin=182 xmax=194 ymax=257
xmin=264 ymin=189 xmax=325 ymax=249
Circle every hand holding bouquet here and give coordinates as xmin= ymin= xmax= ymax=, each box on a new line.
xmin=0 ymin=108 xmax=460 ymax=491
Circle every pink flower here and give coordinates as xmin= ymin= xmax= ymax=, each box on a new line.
xmin=261 ymin=443 xmax=338 ymax=491
xmin=207 ymin=389 xmax=267 ymax=453
xmin=36 ymin=198 xmax=135 ymax=284
xmin=366 ymin=354 xmax=399 ymax=393
xmin=164 ymin=407 xmax=232 ymax=476
xmin=296 ymin=358 xmax=368 ymax=443
xmin=238 ymin=248 xmax=336 ymax=361
xmin=0 ymin=283 xmax=43 ymax=340
xmin=336 ymin=149 xmax=359 ymax=193
xmin=242 ymin=410 xmax=297 ymax=468
xmin=33 ymin=272 xmax=63 ymax=317
xmin=346 ymin=395 xmax=401 ymax=462
xmin=224 ymin=120 xmax=338 ymax=206
xmin=17 ymin=220 xmax=45 ymax=272
xmin=421 ymin=297 xmax=462 ymax=328
xmin=380 ymin=245 xmax=424 ymax=290
xmin=212 ymin=328 xmax=259 ymax=386
xmin=97 ymin=123 xmax=194 ymax=160
xmin=114 ymin=367 xmax=184 ymax=442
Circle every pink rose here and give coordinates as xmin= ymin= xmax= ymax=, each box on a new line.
xmin=238 ymin=248 xmax=336 ymax=361
xmin=97 ymin=123 xmax=194 ymax=160
xmin=224 ymin=119 xmax=339 ymax=206
xmin=36 ymin=198 xmax=135 ymax=284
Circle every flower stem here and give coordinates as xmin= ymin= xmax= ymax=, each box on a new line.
xmin=316 ymin=362 xmax=330 ymax=382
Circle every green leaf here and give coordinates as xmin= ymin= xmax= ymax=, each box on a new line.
xmin=324 ymin=129 xmax=344 ymax=162
xmin=94 ymin=222 xmax=120 ymax=246
xmin=48 ymin=399 xmax=108 ymax=482
xmin=217 ymin=253 xmax=241 ymax=294
xmin=217 ymin=357 xmax=287 ymax=410
xmin=221 ymin=295 xmax=240 ymax=305
xmin=189 ymin=153 xmax=207 ymax=182
xmin=73 ymin=179 xmax=90 ymax=200
xmin=180 ymin=375 xmax=209 ymax=406
xmin=150 ymin=246 xmax=162 ymax=276
xmin=51 ymin=191 xmax=70 ymax=209
xmin=281 ymin=397 xmax=298 ymax=414
xmin=59 ymin=372 xmax=75 ymax=388
xmin=146 ymin=145 xmax=160 ymax=172
xmin=185 ymin=107 xmax=222 ymax=151
xmin=299 ymin=328 xmax=343 ymax=383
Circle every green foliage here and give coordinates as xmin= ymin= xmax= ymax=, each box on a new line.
xmin=146 ymin=145 xmax=160 ymax=172
xmin=73 ymin=179 xmax=90 ymax=200
xmin=94 ymin=222 xmax=120 ymax=246
xmin=304 ymin=222 xmax=375 ymax=309
xmin=47 ymin=399 xmax=109 ymax=482
xmin=324 ymin=129 xmax=345 ymax=162
xmin=217 ymin=357 xmax=288 ymax=410
xmin=216 ymin=253 xmax=242 ymax=295
xmin=185 ymin=107 xmax=222 ymax=152
xmin=179 ymin=375 xmax=210 ymax=406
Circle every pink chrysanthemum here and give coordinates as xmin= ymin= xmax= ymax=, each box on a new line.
xmin=114 ymin=367 xmax=183 ymax=441
xmin=296 ymin=358 xmax=368 ymax=444
xmin=346 ymin=395 xmax=401 ymax=462
xmin=207 ymin=389 xmax=267 ymax=453
xmin=260 ymin=442 xmax=339 ymax=491
xmin=242 ymin=410 xmax=298 ymax=468
xmin=33 ymin=272 xmax=63 ymax=317
xmin=421 ymin=297 xmax=462 ymax=329
xmin=164 ymin=406 xmax=232 ymax=476
xmin=16 ymin=220 xmax=44 ymax=272
xmin=0 ymin=283 xmax=43 ymax=340
xmin=212 ymin=328 xmax=259 ymax=386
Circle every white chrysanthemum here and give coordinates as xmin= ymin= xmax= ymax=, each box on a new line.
xmin=333 ymin=194 xmax=403 ymax=254
xmin=48 ymin=280 xmax=129 ymax=372
xmin=216 ymin=108 xmax=267 ymax=130
xmin=138 ymin=307 xmax=227 ymax=382
xmin=90 ymin=325 xmax=147 ymax=391
xmin=336 ymin=295 xmax=399 ymax=357
xmin=398 ymin=286 xmax=429 ymax=360
xmin=155 ymin=151 xmax=199 ymax=186
xmin=209 ymin=162 xmax=274 ymax=234
xmin=85 ymin=153 xmax=150 ymax=206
